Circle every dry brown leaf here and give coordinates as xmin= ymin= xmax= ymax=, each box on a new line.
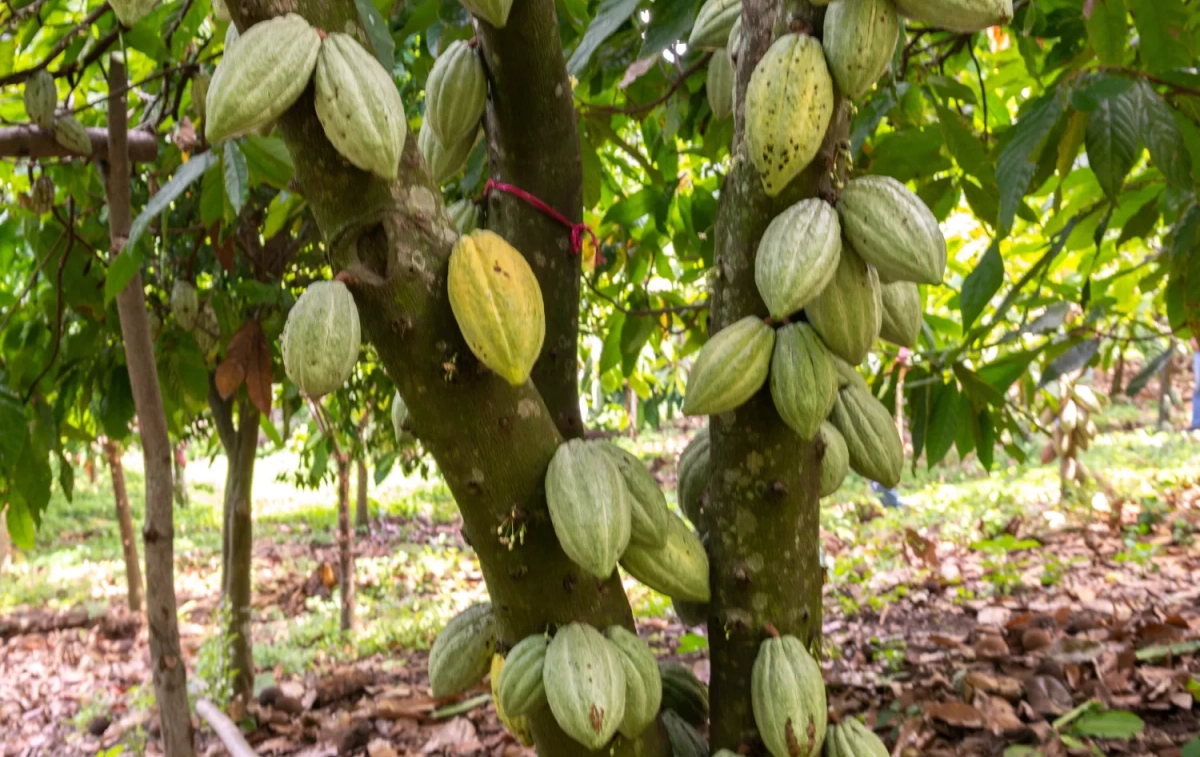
xmin=975 ymin=635 xmax=1010 ymax=661
xmin=212 ymin=222 xmax=236 ymax=273
xmin=924 ymin=701 xmax=985 ymax=729
xmin=1024 ymin=676 xmax=1073 ymax=717
xmin=243 ymin=321 xmax=273 ymax=416
xmin=376 ymin=696 xmax=437 ymax=721
xmin=367 ymin=739 xmax=400 ymax=757
xmin=964 ymin=671 xmax=1023 ymax=701
xmin=975 ymin=694 xmax=1025 ymax=735
xmin=421 ymin=717 xmax=483 ymax=754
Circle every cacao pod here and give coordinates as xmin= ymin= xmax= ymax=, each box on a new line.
xmin=755 ymin=198 xmax=842 ymax=320
xmin=544 ymin=623 xmax=626 ymax=750
xmin=822 ymin=0 xmax=899 ymax=100
xmin=689 ymin=0 xmax=741 ymax=49
xmin=837 ymin=176 xmax=946 ymax=285
xmin=171 ymin=280 xmax=200 ymax=331
xmin=497 ymin=634 xmax=548 ymax=717
xmin=829 ymin=385 xmax=902 ymax=488
xmin=728 ymin=14 xmax=743 ymax=58
xmin=545 ymin=438 xmax=631 ymax=579
xmin=770 ymin=323 xmax=838 ymax=440
xmin=817 ymin=421 xmax=849 ymax=498
xmin=659 ymin=662 xmax=709 ymax=727
xmin=878 ymin=281 xmax=922 ymax=348
xmin=314 ymin=32 xmax=408 ymax=180
xmin=391 ymin=390 xmax=410 ymax=440
xmin=24 ymin=70 xmax=55 ymax=129
xmin=620 ymin=512 xmax=710 ymax=603
xmin=110 ymin=0 xmax=159 ymax=28
xmin=676 ymin=428 xmax=710 ymax=526
xmin=53 ymin=116 xmax=92 ymax=155
xmin=281 ymin=280 xmax=362 ymax=398
xmin=447 ymin=198 xmax=480 ymax=234
xmin=682 ymin=316 xmax=775 ymax=416
xmin=490 ymin=654 xmax=534 ymax=746
xmin=807 ymin=245 xmax=882 ymax=365
xmin=1060 ymin=399 xmax=1077 ymax=434
xmin=714 ymin=751 xmax=739 ymax=757
xmin=148 ymin=311 xmax=164 ymax=342
xmin=707 ymin=51 xmax=735 ymax=122
xmin=205 ymin=14 xmax=320 ymax=142
xmin=752 ymin=635 xmax=827 ymax=757
xmin=224 ymin=21 xmax=241 ymax=50
xmin=663 ymin=710 xmax=708 ymax=757
xmin=194 ymin=303 xmax=219 ymax=356
xmin=1072 ymin=385 xmax=1103 ymax=414
xmin=673 ymin=598 xmax=709 ymax=627
xmin=831 ymin=355 xmax=869 ymax=393
xmin=426 ymin=40 xmax=487 ymax=149
xmin=418 ymin=120 xmax=477 ymax=185
xmin=604 ymin=626 xmax=662 ymax=738
xmin=428 ymin=603 xmax=496 ymax=697
xmin=825 ymin=717 xmax=889 ymax=757
xmin=458 ymin=0 xmax=513 ymax=29
xmin=745 ymin=34 xmax=834 ymax=197
xmin=212 ymin=0 xmax=230 ymax=22
xmin=447 ymin=229 xmax=545 ymax=386
xmin=595 ymin=442 xmax=670 ymax=548
xmin=894 ymin=0 xmax=1013 ymax=32
xmin=192 ymin=72 xmax=211 ymax=124
xmin=29 ymin=175 xmax=54 ymax=215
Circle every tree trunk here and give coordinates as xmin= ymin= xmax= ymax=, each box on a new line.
xmin=173 ymin=443 xmax=190 ymax=507
xmin=1110 ymin=347 xmax=1125 ymax=397
xmin=1159 ymin=339 xmax=1176 ymax=431
xmin=0 ymin=507 xmax=9 ymax=572
xmin=336 ymin=454 xmax=354 ymax=632
xmin=355 ymin=457 xmax=369 ymax=530
xmin=105 ymin=56 xmax=193 ymax=757
xmin=104 ymin=439 xmax=144 ymax=614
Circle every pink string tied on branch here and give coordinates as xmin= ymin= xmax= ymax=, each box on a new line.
xmin=482 ymin=178 xmax=599 ymax=265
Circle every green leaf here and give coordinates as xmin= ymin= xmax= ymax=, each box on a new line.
xmin=580 ymin=132 xmax=603 ymax=211
xmin=925 ymin=380 xmax=959 ymax=468
xmin=1137 ymin=83 xmax=1192 ymax=188
xmin=1182 ymin=738 xmax=1200 ymax=757
xmin=0 ymin=393 xmax=28 ymax=468
xmin=960 ymin=178 xmax=998 ymax=229
xmin=997 ymin=90 xmax=1064 ymax=237
xmin=1085 ymin=87 xmax=1140 ymax=201
xmin=937 ymin=104 xmax=992 ymax=183
xmin=1126 ymin=0 xmax=1190 ymax=75
xmin=128 ymin=151 xmax=219 ymax=251
xmin=241 ymin=135 xmax=296 ymax=189
xmin=1071 ymin=710 xmax=1144 ymax=739
xmin=355 ymin=0 xmax=395 ymax=71
xmin=200 ymin=157 xmax=226 ymax=227
xmin=104 ymin=245 xmax=144 ymax=305
xmin=1116 ymin=196 xmax=1160 ymax=247
xmin=58 ymin=453 xmax=74 ymax=502
xmin=6 ymin=495 xmax=35 ymax=550
xmin=101 ymin=366 xmax=137 ymax=440
xmin=620 ymin=314 xmax=654 ymax=376
xmin=567 ymin=0 xmax=640 ymax=76
xmin=1069 ymin=73 xmax=1135 ymax=112
xmin=961 ymin=240 xmax=1004 ymax=330
xmin=223 ymin=140 xmax=249 ymax=214
xmin=640 ymin=0 xmax=694 ymax=59
xmin=1086 ymin=0 xmax=1126 ymax=66
xmin=599 ymin=310 xmax=627 ymax=374
xmin=15 ymin=439 xmax=52 ymax=525
xmin=261 ymin=413 xmax=284 ymax=447
xmin=1039 ymin=340 xmax=1099 ymax=388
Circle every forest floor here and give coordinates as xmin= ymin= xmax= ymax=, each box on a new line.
xmin=1 ymin=403 xmax=1199 ymax=757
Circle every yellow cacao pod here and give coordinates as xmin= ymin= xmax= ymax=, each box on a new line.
xmin=752 ymin=635 xmax=827 ymax=757
xmin=544 ymin=624 xmax=626 ymax=750
xmin=429 ymin=603 xmax=496 ymax=697
xmin=24 ymin=70 xmax=56 ymax=129
xmin=418 ymin=120 xmax=478 ymax=185
xmin=459 ymin=0 xmax=513 ymax=28
xmin=281 ymin=280 xmax=362 ymax=398
xmin=110 ymin=0 xmax=159 ymax=27
xmin=770 ymin=323 xmax=838 ymax=440
xmin=878 ymin=281 xmax=922 ymax=348
xmin=823 ymin=0 xmax=899 ymax=100
xmin=682 ymin=316 xmax=775 ymax=416
xmin=707 ymin=51 xmax=735 ymax=122
xmin=837 ymin=175 xmax=946 ymax=285
xmin=817 ymin=421 xmax=849 ymax=498
xmin=895 ymin=0 xmax=1013 ymax=32
xmin=314 ymin=33 xmax=408 ymax=180
xmin=830 ymin=384 xmax=903 ymax=488
xmin=53 ymin=116 xmax=92 ymax=155
xmin=689 ymin=0 xmax=741 ymax=49
xmin=807 ymin=245 xmax=882 ymax=365
xmin=619 ymin=512 xmax=710 ymax=603
xmin=426 ymin=40 xmax=487 ymax=149
xmin=755 ymin=198 xmax=842 ymax=320
xmin=545 ymin=439 xmax=631 ymax=579
xmin=447 ymin=229 xmax=545 ymax=386
xmin=491 ymin=653 xmax=535 ymax=746
xmin=205 ymin=14 xmax=320 ymax=142
xmin=826 ymin=717 xmax=890 ymax=757
xmin=745 ymin=34 xmax=834 ymax=197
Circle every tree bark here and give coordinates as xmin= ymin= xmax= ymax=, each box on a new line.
xmin=1159 ymin=338 xmax=1176 ymax=430
xmin=0 ymin=125 xmax=159 ymax=162
xmin=105 ymin=56 xmax=194 ymax=757
xmin=173 ymin=443 xmax=190 ymax=507
xmin=355 ymin=457 xmax=369 ymax=529
xmin=1111 ymin=347 xmax=1125 ymax=397
xmin=104 ymin=439 xmax=144 ymax=614
xmin=336 ymin=454 xmax=354 ymax=632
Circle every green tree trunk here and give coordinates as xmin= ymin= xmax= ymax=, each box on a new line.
xmin=104 ymin=439 xmax=144 ymax=614
xmin=355 ymin=457 xmax=369 ymax=530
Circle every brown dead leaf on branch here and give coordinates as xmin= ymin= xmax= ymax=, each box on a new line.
xmin=216 ymin=320 xmax=273 ymax=414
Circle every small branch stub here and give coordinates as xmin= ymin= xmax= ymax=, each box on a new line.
xmin=763 ymin=622 xmax=780 ymax=639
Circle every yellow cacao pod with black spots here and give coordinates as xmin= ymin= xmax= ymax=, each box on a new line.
xmin=604 ymin=626 xmax=662 ymax=739
xmin=682 ymin=316 xmax=774 ymax=416
xmin=545 ymin=439 xmax=631 ymax=579
xmin=426 ymin=40 xmax=487 ymax=149
xmin=752 ymin=635 xmax=827 ymax=757
xmin=807 ymin=245 xmax=882 ymax=365
xmin=491 ymin=653 xmax=534 ymax=746
xmin=879 ymin=281 xmax=922 ymax=347
xmin=895 ymin=0 xmax=1012 ymax=32
xmin=770 ymin=323 xmax=838 ymax=440
xmin=829 ymin=384 xmax=903 ymax=488
xmin=823 ymin=0 xmax=899 ymax=100
xmin=544 ymin=623 xmax=626 ymax=750
xmin=837 ymin=175 xmax=946 ymax=285
xmin=619 ymin=512 xmax=710 ymax=603
xmin=24 ymin=70 xmax=55 ymax=129
xmin=689 ymin=0 xmax=741 ymax=49
xmin=428 ymin=603 xmax=496 ymax=697
xmin=825 ymin=717 xmax=890 ymax=757
xmin=755 ymin=198 xmax=842 ymax=320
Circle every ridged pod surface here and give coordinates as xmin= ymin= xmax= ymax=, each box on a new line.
xmin=30 ymin=175 xmax=54 ymax=215
xmin=604 ymin=626 xmax=662 ymax=738
xmin=689 ymin=0 xmax=741 ymax=49
xmin=817 ymin=421 xmax=849 ymax=497
xmin=879 ymin=281 xmax=922 ymax=347
xmin=837 ymin=176 xmax=946 ymax=285
xmin=727 ymin=14 xmax=742 ymax=58
xmin=770 ymin=323 xmax=838 ymax=440
xmin=823 ymin=0 xmax=899 ymax=99
xmin=663 ymin=710 xmax=709 ymax=757
xmin=391 ymin=391 xmax=409 ymax=440
xmin=314 ymin=33 xmax=408 ymax=180
xmin=194 ymin=304 xmax=219 ymax=355
xmin=491 ymin=654 xmax=534 ymax=746
xmin=894 ymin=0 xmax=1013 ymax=32
xmin=745 ymin=34 xmax=834 ymax=196
xmin=545 ymin=439 xmax=631 ymax=579
xmin=428 ymin=603 xmax=496 ymax=697
xmin=544 ymin=624 xmax=626 ymax=750
xmin=459 ymin=0 xmax=514 ymax=28
xmin=807 ymin=246 xmax=882 ymax=365
xmin=682 ymin=316 xmax=775 ymax=416
xmin=497 ymin=634 xmax=549 ymax=717
xmin=659 ymin=662 xmax=709 ymax=727
xmin=447 ymin=198 xmax=480 ymax=234
xmin=447 ymin=230 xmax=545 ymax=386
xmin=826 ymin=718 xmax=890 ymax=757
xmin=281 ymin=281 xmax=362 ymax=398
xmin=708 ymin=51 xmax=735 ymax=122
xmin=676 ymin=428 xmax=710 ymax=526
xmin=171 ymin=280 xmax=199 ymax=331
xmin=205 ymin=14 xmax=320 ymax=142
xmin=829 ymin=385 xmax=903 ymax=488
xmin=595 ymin=443 xmax=669 ymax=548
xmin=831 ymin=355 xmax=869 ymax=392
xmin=755 ymin=199 xmax=842 ymax=320
xmin=418 ymin=120 xmax=477 ymax=185
xmin=620 ymin=512 xmax=710 ymax=603
xmin=110 ymin=0 xmax=159 ymax=28
xmin=427 ymin=41 xmax=487 ymax=148
xmin=24 ymin=70 xmax=55 ymax=129
xmin=54 ymin=116 xmax=92 ymax=155
xmin=752 ymin=635 xmax=827 ymax=757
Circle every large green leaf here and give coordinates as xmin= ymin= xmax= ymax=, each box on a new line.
xmin=997 ymin=90 xmax=1064 ymax=236
xmin=961 ymin=241 xmax=1004 ymax=330
xmin=1137 ymin=83 xmax=1192 ymax=188
xmin=1085 ymin=87 xmax=1141 ymax=201
xmin=567 ymin=0 xmax=640 ymax=75
xmin=128 ymin=150 xmax=219 ymax=251
xmin=1085 ymin=0 xmax=1126 ymax=66
xmin=1126 ymin=0 xmax=1191 ymax=74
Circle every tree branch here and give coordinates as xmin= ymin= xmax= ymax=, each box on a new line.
xmin=581 ymin=54 xmax=712 ymax=117
xmin=195 ymin=700 xmax=260 ymax=757
xmin=0 ymin=3 xmax=111 ymax=87
xmin=0 ymin=125 xmax=159 ymax=162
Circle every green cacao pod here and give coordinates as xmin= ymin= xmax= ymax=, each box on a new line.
xmin=595 ymin=442 xmax=670 ymax=548
xmin=447 ymin=229 xmax=545 ymax=386
xmin=53 ymin=116 xmax=92 ymax=155
xmin=894 ymin=0 xmax=1012 ymax=32
xmin=459 ymin=0 xmax=513 ymax=28
xmin=728 ymin=14 xmax=743 ymax=58
xmin=755 ymin=199 xmax=842 ymax=320
xmin=620 ymin=512 xmax=710 ymax=603
xmin=426 ymin=41 xmax=487 ymax=149
xmin=281 ymin=280 xmax=362 ymax=398
xmin=663 ymin=710 xmax=708 ymax=757
xmin=822 ymin=0 xmax=899 ymax=100
xmin=447 ymin=198 xmax=480 ymax=234
xmin=676 ymin=428 xmax=710 ymax=526
xmin=831 ymin=355 xmax=868 ymax=393
xmin=544 ymin=623 xmax=626 ymax=750
xmin=29 ymin=175 xmax=54 ymax=215
xmin=192 ymin=72 xmax=211 ymax=124
xmin=497 ymin=634 xmax=548 ymax=717
xmin=682 ymin=316 xmax=774 ymax=416
xmin=752 ymin=635 xmax=827 ymax=757
xmin=673 ymin=598 xmax=709 ymax=627
xmin=223 ymin=21 xmax=240 ymax=50
xmin=878 ymin=281 xmax=922 ymax=348
xmin=770 ymin=323 xmax=838 ymax=440
xmin=829 ymin=385 xmax=902 ymax=488
xmin=659 ymin=662 xmax=709 ymax=727
xmin=745 ymin=34 xmax=834 ymax=197
xmin=314 ymin=32 xmax=408 ymax=180
xmin=391 ymin=390 xmax=410 ymax=440
xmin=825 ymin=718 xmax=889 ymax=757
xmin=817 ymin=421 xmax=849 ymax=498
xmin=689 ymin=0 xmax=741 ymax=49
xmin=148 ymin=310 xmax=164 ymax=342
xmin=604 ymin=626 xmax=662 ymax=738
xmin=713 ymin=751 xmax=739 ymax=757
xmin=205 ymin=14 xmax=320 ymax=142
xmin=837 ymin=176 xmax=946 ymax=285
xmin=194 ymin=303 xmax=219 ymax=356
xmin=171 ymin=280 xmax=199 ymax=331
xmin=428 ymin=603 xmax=496 ymax=697
xmin=110 ymin=0 xmax=158 ymax=27
xmin=806 ymin=246 xmax=881 ymax=365
xmin=24 ymin=70 xmax=55 ymax=129
xmin=707 ymin=51 xmax=735 ymax=122
xmin=418 ymin=120 xmax=477 ymax=185
xmin=545 ymin=439 xmax=631 ymax=579
xmin=491 ymin=654 xmax=534 ymax=746
xmin=1072 ymin=384 xmax=1103 ymax=415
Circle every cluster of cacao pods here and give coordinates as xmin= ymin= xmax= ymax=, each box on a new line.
xmin=280 ymin=279 xmax=362 ymax=397
xmin=167 ymin=280 xmax=222 ymax=357
xmin=1040 ymin=379 xmax=1103 ymax=485
xmin=22 ymin=70 xmax=93 ymax=156
xmin=419 ymin=40 xmax=487 ymax=185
